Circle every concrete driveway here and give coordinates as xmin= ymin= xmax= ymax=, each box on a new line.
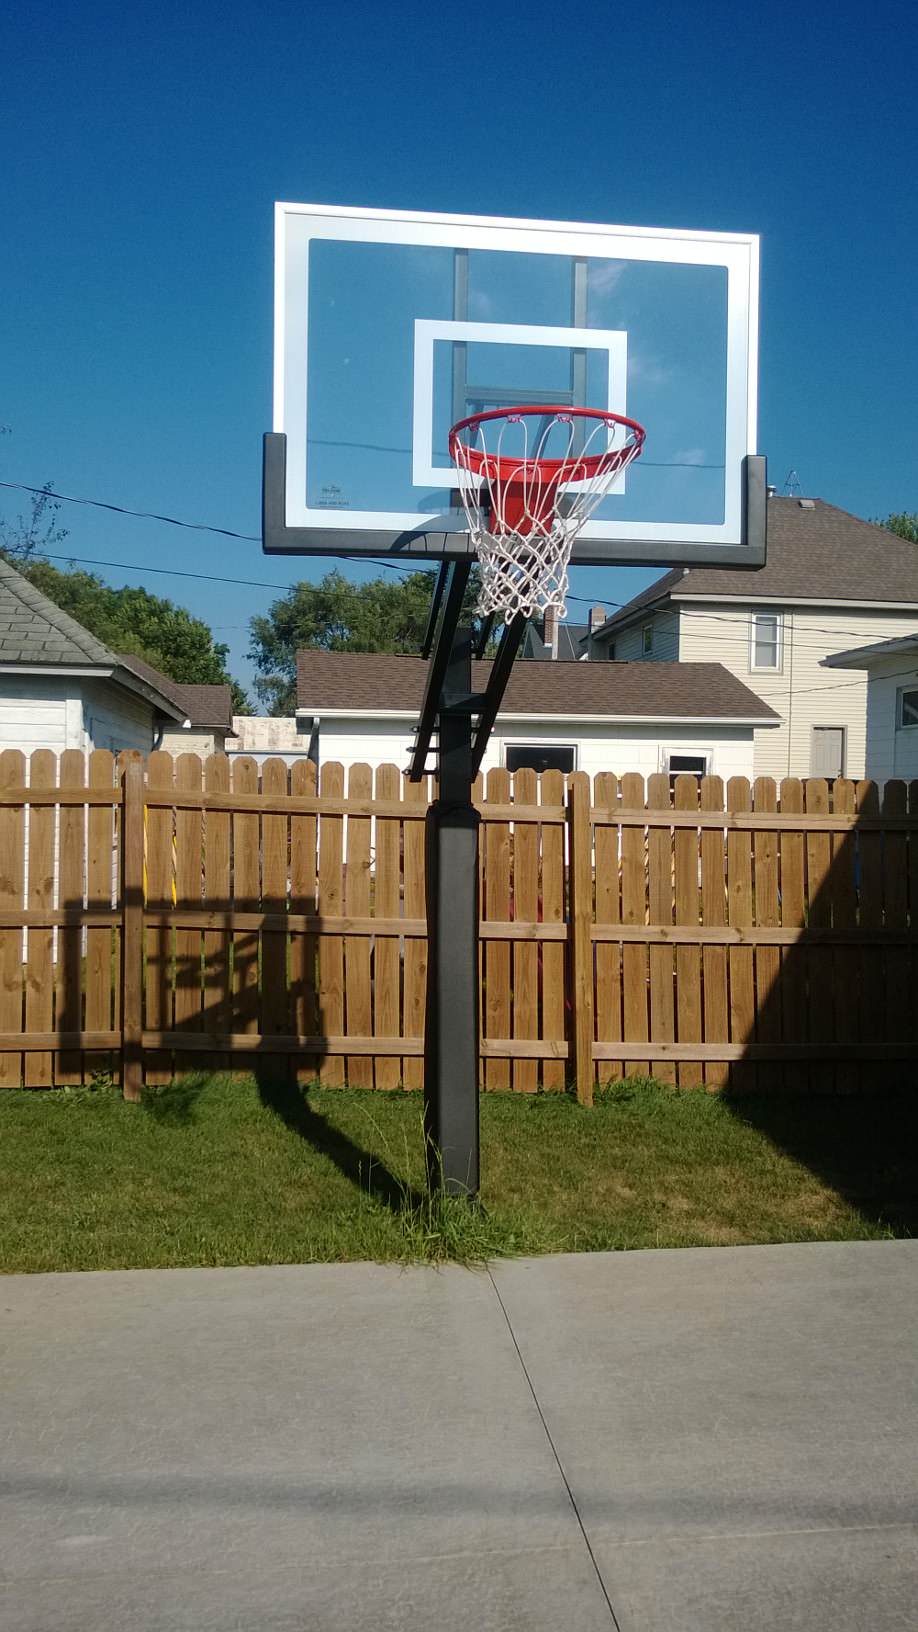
xmin=2 ymin=1241 xmax=916 ymax=1630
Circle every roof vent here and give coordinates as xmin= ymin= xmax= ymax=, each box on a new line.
xmin=766 ymin=484 xmax=776 ymax=498
xmin=798 ymin=498 xmax=815 ymax=509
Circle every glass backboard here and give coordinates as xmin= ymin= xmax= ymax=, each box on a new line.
xmin=264 ymin=203 xmax=764 ymax=566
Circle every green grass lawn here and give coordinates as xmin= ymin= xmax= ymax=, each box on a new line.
xmin=0 ymin=1074 xmax=915 ymax=1273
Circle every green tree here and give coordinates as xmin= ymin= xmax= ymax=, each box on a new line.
xmin=249 ymin=567 xmax=488 ymax=715
xmin=15 ymin=557 xmax=250 ymax=712
xmin=881 ymin=512 xmax=918 ymax=544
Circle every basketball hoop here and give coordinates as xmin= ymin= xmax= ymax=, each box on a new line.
xmin=449 ymin=406 xmax=646 ymax=621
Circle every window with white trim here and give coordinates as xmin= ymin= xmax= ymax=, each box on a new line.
xmin=641 ymin=623 xmax=654 ymax=655
xmin=750 ymin=611 xmax=783 ymax=671
xmin=897 ymin=687 xmax=918 ymax=728
xmin=505 ymin=744 xmax=576 ymax=774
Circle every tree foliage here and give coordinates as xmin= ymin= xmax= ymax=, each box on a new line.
xmin=881 ymin=512 xmax=918 ymax=544
xmin=15 ymin=557 xmax=250 ymax=712
xmin=249 ymin=567 xmax=487 ymax=715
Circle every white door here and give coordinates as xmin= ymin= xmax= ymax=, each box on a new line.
xmin=811 ymin=726 xmax=845 ymax=779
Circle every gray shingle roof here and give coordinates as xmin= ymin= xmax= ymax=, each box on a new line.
xmin=595 ymin=500 xmax=918 ymax=637
xmin=117 ymin=654 xmax=235 ymax=731
xmin=297 ymin=650 xmax=777 ymax=722
xmin=0 ymin=557 xmax=118 ymax=665
xmin=0 ymin=557 xmax=186 ymax=722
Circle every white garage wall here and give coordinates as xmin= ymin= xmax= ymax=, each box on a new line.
xmin=313 ymin=714 xmax=758 ymax=782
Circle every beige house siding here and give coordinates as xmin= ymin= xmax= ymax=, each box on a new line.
xmin=606 ymin=608 xmax=680 ymax=663
xmin=675 ymin=604 xmax=918 ymax=779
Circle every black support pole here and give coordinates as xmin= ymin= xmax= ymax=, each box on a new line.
xmin=423 ymin=623 xmax=480 ymax=1196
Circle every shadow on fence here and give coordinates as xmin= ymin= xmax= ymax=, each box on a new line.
xmin=721 ymin=777 xmax=918 ymax=1235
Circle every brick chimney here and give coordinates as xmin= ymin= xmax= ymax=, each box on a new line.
xmin=543 ymin=605 xmax=559 ymax=659
xmin=589 ymin=605 xmax=606 ymax=634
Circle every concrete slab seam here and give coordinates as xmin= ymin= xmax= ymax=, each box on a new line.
xmin=486 ymin=1265 xmax=623 ymax=1631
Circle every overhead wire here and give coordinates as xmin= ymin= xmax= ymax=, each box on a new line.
xmin=1 ymin=477 xmax=916 ymax=686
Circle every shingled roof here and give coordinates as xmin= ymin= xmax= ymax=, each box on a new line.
xmin=0 ymin=556 xmax=118 ymax=665
xmin=297 ymin=650 xmax=777 ymax=722
xmin=0 ymin=557 xmax=186 ymax=721
xmin=117 ymin=654 xmax=235 ymax=732
xmin=594 ymin=499 xmax=918 ymax=637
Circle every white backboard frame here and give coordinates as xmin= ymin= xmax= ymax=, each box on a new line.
xmin=267 ymin=201 xmax=763 ymax=566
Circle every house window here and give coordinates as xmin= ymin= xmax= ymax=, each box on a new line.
xmin=750 ymin=611 xmax=783 ymax=671
xmin=662 ymin=751 xmax=711 ymax=784
xmin=641 ymin=624 xmax=654 ymax=656
xmin=505 ymin=744 xmax=576 ymax=775
xmin=897 ymin=687 xmax=918 ymax=728
xmin=606 ymin=642 xmax=616 ymax=660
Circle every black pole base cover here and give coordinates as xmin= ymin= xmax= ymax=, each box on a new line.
xmin=423 ymin=799 xmax=481 ymax=1197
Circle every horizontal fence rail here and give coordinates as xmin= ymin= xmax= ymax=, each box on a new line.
xmin=1 ymin=748 xmax=917 ymax=1097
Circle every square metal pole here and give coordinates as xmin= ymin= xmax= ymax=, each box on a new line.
xmin=423 ymin=624 xmax=480 ymax=1196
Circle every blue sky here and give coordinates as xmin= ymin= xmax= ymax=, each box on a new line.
xmin=3 ymin=0 xmax=916 ymax=698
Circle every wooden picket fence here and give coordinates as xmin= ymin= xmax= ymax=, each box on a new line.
xmin=1 ymin=747 xmax=917 ymax=1098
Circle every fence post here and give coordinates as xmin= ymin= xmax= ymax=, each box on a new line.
xmin=121 ymin=754 xmax=145 ymax=1102
xmin=567 ymin=771 xmax=595 ymax=1106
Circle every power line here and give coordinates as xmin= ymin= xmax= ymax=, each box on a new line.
xmin=2 ymin=476 xmax=915 ymax=666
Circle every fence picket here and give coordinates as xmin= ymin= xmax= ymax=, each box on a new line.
xmin=568 ymin=771 xmax=595 ymax=1105
xmin=539 ymin=769 xmax=566 ymax=1091
xmin=778 ymin=779 xmax=807 ymax=1092
xmin=805 ymin=778 xmax=835 ymax=1093
xmin=726 ymin=776 xmax=756 ymax=1091
xmin=56 ymin=750 xmax=86 ymax=1085
xmin=594 ymin=772 xmax=622 ymax=1086
xmin=232 ymin=757 xmax=261 ymax=1047
xmin=24 ymin=751 xmax=56 ymax=1087
xmin=259 ymin=759 xmax=290 ymax=1071
xmin=203 ymin=753 xmax=232 ymax=1071
xmin=344 ymin=764 xmax=373 ymax=1088
xmin=0 ymin=752 xmax=25 ymax=1087
xmin=700 ymin=776 xmax=728 ymax=1089
xmin=290 ymin=759 xmax=318 ymax=1081
xmin=401 ymin=772 xmax=427 ymax=1089
xmin=673 ymin=775 xmax=702 ymax=1089
xmin=85 ymin=751 xmax=117 ymax=1083
xmin=620 ymin=772 xmax=648 ymax=1078
xmin=753 ymin=778 xmax=780 ymax=1086
xmin=831 ymin=779 xmax=859 ymax=1092
xmin=374 ymin=764 xmax=402 ymax=1089
xmin=144 ymin=751 xmax=175 ymax=1086
xmin=512 ymin=768 xmax=539 ymax=1093
xmin=882 ymin=781 xmax=909 ymax=1070
xmin=647 ymin=772 xmax=675 ymax=1086
xmin=317 ymin=761 xmax=345 ymax=1086
xmin=484 ymin=767 xmax=512 ymax=1091
xmin=174 ymin=754 xmax=204 ymax=1072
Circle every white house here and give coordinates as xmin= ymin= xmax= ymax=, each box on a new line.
xmin=585 ymin=498 xmax=918 ymax=781
xmin=295 ymin=649 xmax=777 ymax=781
xmin=822 ymin=634 xmax=918 ymax=783
xmin=0 ymin=557 xmax=234 ymax=757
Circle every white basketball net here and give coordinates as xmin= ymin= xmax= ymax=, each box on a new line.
xmin=450 ymin=409 xmax=645 ymax=621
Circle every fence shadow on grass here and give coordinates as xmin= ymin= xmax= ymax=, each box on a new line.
xmin=719 ymin=776 xmax=918 ymax=1237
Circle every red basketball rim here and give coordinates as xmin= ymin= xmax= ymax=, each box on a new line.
xmin=448 ymin=405 xmax=646 ymax=480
